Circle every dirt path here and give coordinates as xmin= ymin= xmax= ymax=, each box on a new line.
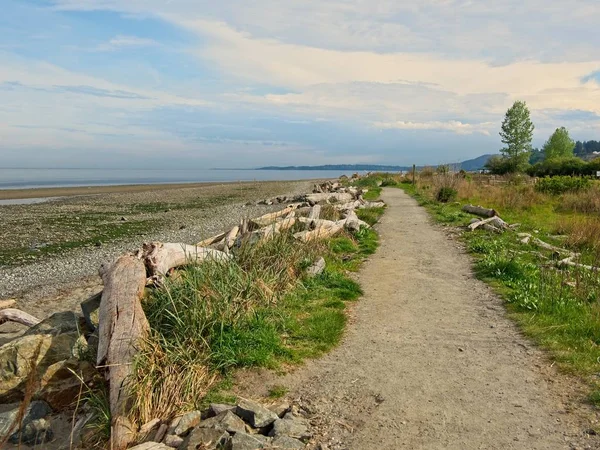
xmin=276 ymin=188 xmax=598 ymax=449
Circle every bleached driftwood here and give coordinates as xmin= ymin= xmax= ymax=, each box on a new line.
xmin=359 ymin=201 xmax=385 ymax=209
xmin=557 ymin=256 xmax=599 ymax=271
xmin=196 ymin=231 xmax=228 ymax=247
xmin=468 ymin=216 xmax=508 ymax=232
xmin=298 ymin=217 xmax=339 ymax=230
xmin=0 ymin=309 xmax=41 ymax=327
xmin=308 ymin=205 xmax=321 ymax=220
xmin=251 ymin=206 xmax=296 ymax=227
xmin=142 ymin=242 xmax=230 ymax=276
xmin=462 ymin=205 xmax=497 ymax=218
xmin=342 ymin=210 xmax=370 ymax=232
xmin=98 ymin=255 xmax=149 ymax=450
xmin=225 ymin=226 xmax=240 ymax=250
xmin=0 ymin=299 xmax=17 ymax=310
xmin=294 ymin=223 xmax=344 ymax=242
xmin=305 ymin=193 xmax=353 ymax=205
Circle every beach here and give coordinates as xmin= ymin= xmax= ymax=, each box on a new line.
xmin=0 ymin=179 xmax=315 ymax=324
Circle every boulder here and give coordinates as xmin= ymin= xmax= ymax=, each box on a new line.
xmin=163 ymin=433 xmax=183 ymax=447
xmin=199 ymin=410 xmax=246 ymax=434
xmin=270 ymin=413 xmax=311 ymax=442
xmin=0 ymin=401 xmax=52 ymax=444
xmin=173 ymin=410 xmax=202 ymax=436
xmin=0 ymin=311 xmax=96 ymax=409
xmin=268 ymin=402 xmax=290 ymax=418
xmin=208 ymin=403 xmax=236 ymax=417
xmin=236 ymin=398 xmax=279 ymax=428
xmin=180 ymin=427 xmax=231 ymax=450
xmin=306 ymin=257 xmax=326 ymax=278
xmin=271 ymin=435 xmax=305 ymax=449
xmin=129 ymin=443 xmax=172 ymax=450
xmin=230 ymin=431 xmax=267 ymax=449
xmin=9 ymin=417 xmax=53 ymax=445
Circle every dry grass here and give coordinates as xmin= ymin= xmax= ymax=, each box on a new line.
xmin=556 ymin=216 xmax=600 ymax=254
xmin=560 ymin=184 xmax=600 ymax=214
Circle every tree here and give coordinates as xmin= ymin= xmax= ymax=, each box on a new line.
xmin=499 ymin=100 xmax=535 ymax=172
xmin=542 ymin=127 xmax=575 ymax=160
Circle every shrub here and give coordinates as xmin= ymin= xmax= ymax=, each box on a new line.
xmin=436 ymin=187 xmax=457 ymax=203
xmin=528 ymin=157 xmax=588 ymax=177
xmin=559 ymin=185 xmax=600 ymax=214
xmin=485 ymin=155 xmax=520 ymax=175
xmin=534 ymin=176 xmax=591 ymax=195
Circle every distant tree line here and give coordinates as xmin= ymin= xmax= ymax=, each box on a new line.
xmin=485 ymin=101 xmax=600 ymax=176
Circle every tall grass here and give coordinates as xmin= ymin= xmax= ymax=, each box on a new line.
xmin=128 ymin=222 xmax=381 ymax=424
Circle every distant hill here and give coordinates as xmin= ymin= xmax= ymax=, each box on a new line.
xmin=259 ymin=155 xmax=497 ymax=172
xmin=459 ymin=154 xmax=496 ymax=171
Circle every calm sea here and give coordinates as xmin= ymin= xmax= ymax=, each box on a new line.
xmin=0 ymin=168 xmax=360 ymax=190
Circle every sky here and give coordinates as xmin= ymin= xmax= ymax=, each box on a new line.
xmin=1 ymin=0 xmax=599 ymax=168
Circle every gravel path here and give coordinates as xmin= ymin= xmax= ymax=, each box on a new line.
xmin=0 ymin=180 xmax=313 ymax=322
xmin=272 ymin=188 xmax=599 ymax=449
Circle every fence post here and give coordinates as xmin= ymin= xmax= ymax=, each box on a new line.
xmin=412 ymin=164 xmax=416 ymax=185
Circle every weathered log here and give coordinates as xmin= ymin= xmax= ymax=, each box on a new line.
xmin=0 ymin=299 xmax=17 ymax=310
xmin=462 ymin=204 xmax=497 ymax=218
xmin=261 ymin=218 xmax=297 ymax=240
xmin=359 ymin=201 xmax=385 ymax=209
xmin=308 ymin=205 xmax=321 ymax=220
xmin=305 ymin=193 xmax=353 ymax=205
xmin=333 ymin=200 xmax=363 ymax=211
xmin=0 ymin=308 xmax=41 ymax=327
xmin=342 ymin=210 xmax=370 ymax=232
xmin=294 ymin=223 xmax=344 ymax=242
xmin=468 ymin=216 xmax=508 ymax=232
xmin=251 ymin=206 xmax=295 ymax=227
xmin=98 ymin=255 xmax=149 ymax=450
xmin=196 ymin=231 xmax=228 ymax=247
xmin=225 ymin=226 xmax=240 ymax=250
xmin=142 ymin=242 xmax=230 ymax=276
xmin=298 ymin=217 xmax=339 ymax=230
xmin=239 ymin=218 xmax=249 ymax=235
xmin=557 ymin=256 xmax=598 ymax=271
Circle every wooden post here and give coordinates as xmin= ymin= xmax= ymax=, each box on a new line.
xmin=412 ymin=164 xmax=416 ymax=185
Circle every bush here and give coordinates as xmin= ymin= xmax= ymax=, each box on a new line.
xmin=534 ymin=176 xmax=591 ymax=195
xmin=485 ymin=155 xmax=516 ymax=175
xmin=436 ymin=187 xmax=457 ymax=203
xmin=528 ymin=157 xmax=588 ymax=177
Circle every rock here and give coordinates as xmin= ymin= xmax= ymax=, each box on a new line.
xmin=138 ymin=418 xmax=161 ymax=442
xmin=231 ymin=431 xmax=267 ymax=449
xmin=9 ymin=417 xmax=53 ymax=445
xmin=163 ymin=433 xmax=184 ymax=447
xmin=0 ymin=401 xmax=52 ymax=444
xmin=154 ymin=423 xmax=169 ymax=443
xmin=268 ymin=402 xmax=290 ymax=418
xmin=271 ymin=435 xmax=305 ymax=449
xmin=121 ymin=216 xmax=128 ymax=221
xmin=0 ymin=311 xmax=96 ymax=409
xmin=174 ymin=410 xmax=202 ymax=436
xmin=236 ymin=398 xmax=279 ymax=428
xmin=199 ymin=410 xmax=246 ymax=433
xmin=306 ymin=257 xmax=326 ymax=277
xmin=209 ymin=403 xmax=237 ymax=417
xmin=270 ymin=413 xmax=311 ymax=442
xmin=129 ymin=443 xmax=173 ymax=450
xmin=180 ymin=427 xmax=231 ymax=450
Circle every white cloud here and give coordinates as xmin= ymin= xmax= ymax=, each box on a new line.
xmin=373 ymin=120 xmax=495 ymax=136
xmin=96 ymin=34 xmax=158 ymax=51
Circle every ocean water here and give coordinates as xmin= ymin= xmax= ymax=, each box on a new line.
xmin=0 ymin=168 xmax=360 ymax=190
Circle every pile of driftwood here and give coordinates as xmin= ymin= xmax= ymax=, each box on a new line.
xmin=462 ymin=204 xmax=598 ymax=272
xmin=89 ymin=179 xmax=383 ymax=449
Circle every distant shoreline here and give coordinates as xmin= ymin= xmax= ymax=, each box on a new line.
xmin=0 ymin=179 xmax=322 ymax=201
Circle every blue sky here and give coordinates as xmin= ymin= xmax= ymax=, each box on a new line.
xmin=1 ymin=0 xmax=599 ymax=168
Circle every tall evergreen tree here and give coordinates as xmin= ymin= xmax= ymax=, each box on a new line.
xmin=499 ymin=101 xmax=535 ymax=172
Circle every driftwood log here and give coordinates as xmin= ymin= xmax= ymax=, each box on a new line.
xmin=224 ymin=226 xmax=240 ymax=250
xmin=0 ymin=308 xmax=41 ymax=327
xmin=251 ymin=206 xmax=296 ymax=227
xmin=468 ymin=216 xmax=508 ymax=232
xmin=462 ymin=205 xmax=497 ymax=218
xmin=294 ymin=223 xmax=344 ymax=242
xmin=0 ymin=299 xmax=16 ymax=310
xmin=142 ymin=242 xmax=230 ymax=276
xmin=98 ymin=255 xmax=149 ymax=450
xmin=196 ymin=231 xmax=228 ymax=247
xmin=305 ymin=193 xmax=353 ymax=205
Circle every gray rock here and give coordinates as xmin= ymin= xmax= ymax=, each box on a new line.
xmin=174 ymin=410 xmax=202 ymax=436
xmin=200 ymin=410 xmax=246 ymax=433
xmin=129 ymin=443 xmax=173 ymax=450
xmin=154 ymin=423 xmax=169 ymax=443
xmin=9 ymin=418 xmax=53 ymax=445
xmin=180 ymin=427 xmax=231 ymax=450
xmin=231 ymin=431 xmax=267 ymax=449
xmin=270 ymin=413 xmax=311 ymax=442
xmin=306 ymin=257 xmax=326 ymax=277
xmin=163 ymin=433 xmax=184 ymax=448
xmin=236 ymin=398 xmax=279 ymax=428
xmin=209 ymin=403 xmax=237 ymax=417
xmin=271 ymin=435 xmax=305 ymax=449
xmin=268 ymin=402 xmax=290 ymax=418
xmin=0 ymin=400 xmax=52 ymax=439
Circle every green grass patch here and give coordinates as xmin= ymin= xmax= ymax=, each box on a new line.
xmin=268 ymin=385 xmax=288 ymax=399
xmin=356 ymin=206 xmax=385 ymax=226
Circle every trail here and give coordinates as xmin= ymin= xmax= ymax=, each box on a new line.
xmin=282 ymin=188 xmax=598 ymax=449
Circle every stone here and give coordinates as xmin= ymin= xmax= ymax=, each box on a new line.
xmin=0 ymin=400 xmax=52 ymax=440
xmin=9 ymin=418 xmax=53 ymax=445
xmin=230 ymin=431 xmax=267 ymax=450
xmin=154 ymin=423 xmax=169 ymax=443
xmin=209 ymin=403 xmax=237 ymax=417
xmin=270 ymin=414 xmax=311 ymax=442
xmin=236 ymin=398 xmax=279 ymax=428
xmin=163 ymin=433 xmax=184 ymax=447
xmin=306 ymin=257 xmax=326 ymax=277
xmin=268 ymin=402 xmax=290 ymax=418
xmin=174 ymin=410 xmax=202 ymax=436
xmin=180 ymin=427 xmax=231 ymax=450
xmin=271 ymin=435 xmax=305 ymax=449
xmin=129 ymin=443 xmax=172 ymax=450
xmin=199 ymin=410 xmax=246 ymax=434
xmin=0 ymin=311 xmax=96 ymax=408
xmin=138 ymin=418 xmax=161 ymax=442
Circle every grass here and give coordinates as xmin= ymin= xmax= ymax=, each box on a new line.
xmin=384 ymin=172 xmax=600 ymax=406
xmin=124 ymin=216 xmax=380 ymax=425
xmin=268 ymin=385 xmax=288 ymax=399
